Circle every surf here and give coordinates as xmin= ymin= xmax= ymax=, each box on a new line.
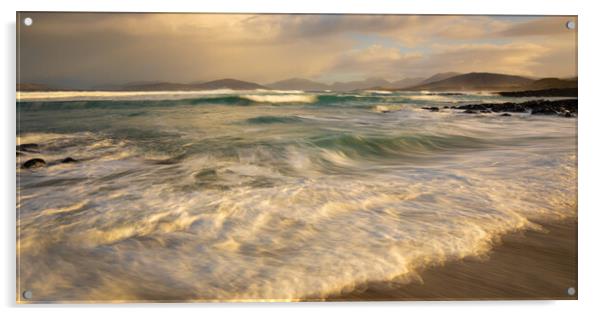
xmin=16 ymin=91 xmax=577 ymax=301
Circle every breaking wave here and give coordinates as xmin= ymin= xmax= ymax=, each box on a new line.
xmin=241 ymin=94 xmax=318 ymax=104
xmin=245 ymin=115 xmax=306 ymax=124
xmin=16 ymin=91 xmax=577 ymax=302
xmin=16 ymin=89 xmax=305 ymax=102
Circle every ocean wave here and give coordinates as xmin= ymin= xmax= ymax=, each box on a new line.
xmin=309 ymin=133 xmax=491 ymax=163
xmin=241 ymin=94 xmax=317 ymax=104
xmin=17 ymin=89 xmax=236 ymax=101
xmin=16 ymin=90 xmax=510 ymax=109
xmin=16 ymin=89 xmax=307 ymax=102
xmin=372 ymin=104 xmax=405 ymax=113
xmin=17 ymin=132 xmax=72 ymax=145
xmin=407 ymin=94 xmax=448 ymax=101
xmin=17 ymin=93 xmax=397 ymax=109
xmin=363 ymin=90 xmax=393 ymax=95
xmin=17 ymin=151 xmax=576 ymax=300
xmin=16 ymin=94 xmax=577 ymax=301
xmin=245 ymin=115 xmax=305 ymax=124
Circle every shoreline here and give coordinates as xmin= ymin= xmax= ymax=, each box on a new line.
xmin=321 ymin=217 xmax=577 ymax=301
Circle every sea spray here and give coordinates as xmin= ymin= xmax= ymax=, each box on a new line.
xmin=17 ymin=91 xmax=577 ymax=301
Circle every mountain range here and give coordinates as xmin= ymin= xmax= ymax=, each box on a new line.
xmin=404 ymin=73 xmax=576 ymax=91
xmin=404 ymin=73 xmax=534 ymax=91
xmin=92 ymin=79 xmax=268 ymax=91
xmin=419 ymin=72 xmax=461 ymax=85
xmin=17 ymin=83 xmax=65 ymax=91
xmin=18 ymin=72 xmax=577 ymax=92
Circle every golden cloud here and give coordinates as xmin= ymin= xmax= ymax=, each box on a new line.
xmin=17 ymin=13 xmax=577 ymax=87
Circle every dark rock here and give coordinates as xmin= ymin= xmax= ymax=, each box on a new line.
xmin=16 ymin=143 xmax=39 ymax=152
xmin=443 ymin=106 xmax=450 ymax=109
xmin=500 ymin=113 xmax=512 ymax=117
xmin=21 ymin=158 xmax=46 ymax=169
xmin=61 ymin=157 xmax=77 ymax=163
xmin=469 ymin=104 xmax=488 ymax=111
xmin=422 ymin=107 xmax=439 ymax=112
xmin=463 ymin=110 xmax=478 ymax=114
xmin=455 ymin=99 xmax=577 ymax=117
xmin=151 ymin=154 xmax=187 ymax=165
xmin=426 ymin=92 xmax=465 ymax=96
xmin=531 ymin=107 xmax=556 ymax=115
xmin=480 ymin=110 xmax=492 ymax=113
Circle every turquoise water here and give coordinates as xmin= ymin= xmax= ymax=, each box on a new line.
xmin=17 ymin=90 xmax=577 ymax=301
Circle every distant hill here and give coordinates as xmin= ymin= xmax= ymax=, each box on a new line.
xmin=406 ymin=72 xmax=534 ymax=91
xmin=420 ymin=72 xmax=461 ymax=85
xmin=17 ymin=83 xmax=65 ymax=91
xmin=114 ymin=82 xmax=191 ymax=91
xmin=97 ymin=78 xmax=269 ymax=91
xmin=192 ymin=78 xmax=268 ymax=90
xmin=367 ymin=74 xmax=458 ymax=91
xmin=266 ymin=78 xmax=330 ymax=91
xmin=19 ymin=74 xmax=577 ymax=93
xmin=496 ymin=78 xmax=577 ymax=97
xmin=93 ymin=81 xmax=167 ymax=91
xmin=522 ymin=78 xmax=577 ymax=90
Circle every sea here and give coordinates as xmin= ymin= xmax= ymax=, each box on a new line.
xmin=16 ymin=89 xmax=577 ymax=301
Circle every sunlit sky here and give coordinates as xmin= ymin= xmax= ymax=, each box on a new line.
xmin=18 ymin=13 xmax=577 ymax=88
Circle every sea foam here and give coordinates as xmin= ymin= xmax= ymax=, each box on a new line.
xmin=16 ymin=93 xmax=577 ymax=302
xmin=241 ymin=94 xmax=317 ymax=104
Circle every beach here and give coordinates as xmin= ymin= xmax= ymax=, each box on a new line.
xmin=328 ymin=217 xmax=577 ymax=301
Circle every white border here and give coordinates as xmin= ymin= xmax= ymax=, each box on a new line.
xmin=2 ymin=1 xmax=601 ymax=315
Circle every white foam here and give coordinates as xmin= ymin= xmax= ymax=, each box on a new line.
xmin=364 ymin=90 xmax=393 ymax=95
xmin=372 ymin=104 xmax=404 ymax=113
xmin=16 ymin=102 xmax=577 ymax=302
xmin=17 ymin=89 xmax=307 ymax=102
xmin=17 ymin=132 xmax=74 ymax=144
xmin=241 ymin=94 xmax=317 ymax=104
xmin=17 ymin=157 xmax=576 ymax=300
xmin=407 ymin=94 xmax=448 ymax=101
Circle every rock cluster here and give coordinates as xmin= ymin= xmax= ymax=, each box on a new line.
xmin=17 ymin=143 xmax=79 ymax=169
xmin=453 ymin=99 xmax=577 ymax=117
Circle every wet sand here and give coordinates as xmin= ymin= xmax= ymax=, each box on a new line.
xmin=325 ymin=218 xmax=577 ymax=301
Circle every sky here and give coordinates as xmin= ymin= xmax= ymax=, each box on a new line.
xmin=17 ymin=13 xmax=577 ymax=88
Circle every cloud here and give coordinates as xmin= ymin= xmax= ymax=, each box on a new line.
xmin=19 ymin=13 xmax=353 ymax=86
xmin=327 ymin=45 xmax=422 ymax=79
xmin=17 ymin=13 xmax=577 ymax=88
xmin=239 ymin=15 xmax=509 ymax=46
xmin=419 ymin=42 xmax=551 ymax=76
xmin=323 ymin=39 xmax=575 ymax=79
xmin=498 ymin=16 xmax=576 ymax=37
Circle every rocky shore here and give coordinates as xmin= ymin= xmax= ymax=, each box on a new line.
xmin=454 ymin=99 xmax=577 ymax=117
xmin=421 ymin=99 xmax=577 ymax=117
